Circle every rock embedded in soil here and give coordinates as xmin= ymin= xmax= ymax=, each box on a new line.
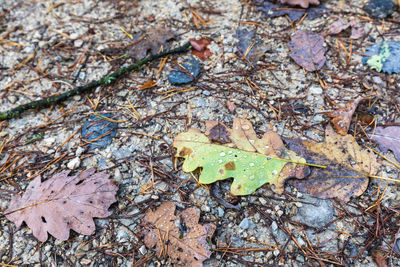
xmin=168 ymin=57 xmax=201 ymax=85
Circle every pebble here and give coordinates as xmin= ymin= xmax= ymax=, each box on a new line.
xmin=75 ymin=146 xmax=85 ymax=156
xmin=67 ymin=157 xmax=81 ymax=170
xmin=202 ymin=90 xmax=211 ymax=96
xmin=201 ymin=205 xmax=211 ymax=212
xmin=309 ymin=86 xmax=323 ymax=95
xmin=271 ymin=221 xmax=278 ymax=231
xmin=80 ymin=258 xmax=92 ymax=265
xmin=239 ymin=218 xmax=250 ymax=230
xmin=138 ymin=246 xmax=146 ymax=255
xmin=168 ymin=57 xmax=201 ymax=85
xmin=8 ymin=95 xmax=17 ymax=104
xmin=259 ymin=197 xmax=267 ymax=205
xmin=217 ymin=207 xmax=225 ymax=217
xmin=364 ymin=0 xmax=395 ymax=18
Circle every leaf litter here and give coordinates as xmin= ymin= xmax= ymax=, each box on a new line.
xmin=5 ymin=169 xmax=118 ymax=242
xmin=174 ymin=118 xmax=309 ymax=195
xmin=142 ymin=201 xmax=215 ymax=267
xmin=327 ymin=96 xmax=367 ymax=135
xmin=286 ymin=125 xmax=378 ymax=202
xmin=371 ymin=126 xmax=400 ymax=162
xmin=287 ymin=30 xmax=327 ymax=71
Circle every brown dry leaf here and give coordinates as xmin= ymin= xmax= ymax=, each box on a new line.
xmin=280 ymin=0 xmax=320 ymax=8
xmin=371 ymin=126 xmax=400 ymax=162
xmin=128 ymin=27 xmax=176 ymax=60
xmin=327 ymin=19 xmax=365 ymax=39
xmin=288 ymin=30 xmax=326 ymax=72
xmin=327 ymin=96 xmax=365 ymax=135
xmin=142 ymin=201 xmax=215 ymax=267
xmin=286 ymin=125 xmax=378 ymax=202
xmin=4 ymin=169 xmax=118 ymax=242
xmin=190 ymin=38 xmax=212 ymax=61
xmin=205 ymin=118 xmax=310 ymax=194
xmin=205 ymin=121 xmax=232 ymax=144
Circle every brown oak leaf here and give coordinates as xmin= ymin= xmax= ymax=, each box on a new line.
xmin=190 ymin=38 xmax=212 ymax=61
xmin=5 ymin=169 xmax=118 ymax=242
xmin=280 ymin=0 xmax=320 ymax=8
xmin=288 ymin=30 xmax=326 ymax=71
xmin=327 ymin=96 xmax=366 ymax=135
xmin=142 ymin=202 xmax=215 ymax=267
xmin=286 ymin=125 xmax=378 ymax=202
xmin=128 ymin=27 xmax=176 ymax=60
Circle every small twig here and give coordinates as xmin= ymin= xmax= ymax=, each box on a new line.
xmin=0 ymin=42 xmax=192 ymax=121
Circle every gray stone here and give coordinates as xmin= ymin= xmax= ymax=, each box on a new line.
xmin=297 ymin=195 xmax=336 ymax=228
xmin=239 ymin=218 xmax=250 ymax=229
xmin=217 ymin=207 xmax=225 ymax=217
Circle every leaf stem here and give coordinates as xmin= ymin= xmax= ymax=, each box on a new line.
xmin=0 ymin=42 xmax=192 ymax=121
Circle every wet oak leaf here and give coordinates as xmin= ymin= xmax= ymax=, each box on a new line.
xmin=286 ymin=125 xmax=378 ymax=202
xmin=288 ymin=30 xmax=326 ymax=72
xmin=327 ymin=96 xmax=366 ymax=135
xmin=371 ymin=126 xmax=400 ymax=162
xmin=142 ymin=201 xmax=215 ymax=267
xmin=5 ymin=169 xmax=118 ymax=242
xmin=174 ymin=118 xmax=309 ymax=195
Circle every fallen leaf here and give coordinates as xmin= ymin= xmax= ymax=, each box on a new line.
xmin=5 ymin=169 xmax=118 ymax=241
xmin=363 ymin=41 xmax=400 ymax=74
xmin=288 ymin=30 xmax=326 ymax=72
xmin=142 ymin=201 xmax=215 ymax=267
xmin=205 ymin=121 xmax=232 ymax=144
xmin=280 ymin=0 xmax=320 ymax=8
xmin=128 ymin=27 xmax=176 ymax=60
xmin=371 ymin=126 xmax=400 ymax=162
xmin=326 ymin=19 xmax=365 ymax=39
xmin=174 ymin=118 xmax=309 ymax=195
xmin=286 ymin=125 xmax=378 ymax=202
xmin=256 ymin=0 xmax=326 ymax=21
xmin=235 ymin=29 xmax=267 ymax=63
xmin=327 ymin=96 xmax=366 ymax=135
xmin=190 ymin=38 xmax=212 ymax=61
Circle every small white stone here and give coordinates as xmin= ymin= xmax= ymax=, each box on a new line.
xmin=309 ymin=86 xmax=323 ymax=95
xmin=259 ymin=197 xmax=267 ymax=205
xmin=114 ymin=168 xmax=122 ymax=180
xmin=67 ymin=157 xmax=81 ymax=170
xmin=273 ymin=249 xmax=280 ymax=256
xmin=75 ymin=146 xmax=85 ymax=156
xmin=44 ymin=137 xmax=56 ymax=147
xmin=139 ymin=245 xmax=147 ymax=255
xmin=271 ymin=221 xmax=278 ymax=231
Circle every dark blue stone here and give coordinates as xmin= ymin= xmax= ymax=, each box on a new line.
xmin=81 ymin=113 xmax=118 ymax=149
xmin=364 ymin=0 xmax=395 ymax=18
xmin=168 ymin=58 xmax=201 ymax=85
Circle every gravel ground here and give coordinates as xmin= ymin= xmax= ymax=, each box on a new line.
xmin=1 ymin=0 xmax=400 ymax=266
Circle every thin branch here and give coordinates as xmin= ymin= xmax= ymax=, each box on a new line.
xmin=0 ymin=42 xmax=192 ymax=121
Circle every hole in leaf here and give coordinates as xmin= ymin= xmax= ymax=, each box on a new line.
xmin=75 ymin=179 xmax=84 ymax=186
xmin=41 ymin=216 xmax=47 ymax=223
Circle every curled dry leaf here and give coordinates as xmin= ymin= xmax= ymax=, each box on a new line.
xmin=288 ymin=30 xmax=326 ymax=72
xmin=327 ymin=19 xmax=365 ymax=39
xmin=128 ymin=27 xmax=176 ymax=60
xmin=190 ymin=38 xmax=212 ymax=61
xmin=371 ymin=126 xmax=400 ymax=162
xmin=327 ymin=96 xmax=366 ymax=135
xmin=174 ymin=118 xmax=309 ymax=195
xmin=286 ymin=125 xmax=378 ymax=202
xmin=142 ymin=201 xmax=215 ymax=267
xmin=5 ymin=169 xmax=118 ymax=242
xmin=280 ymin=0 xmax=320 ymax=8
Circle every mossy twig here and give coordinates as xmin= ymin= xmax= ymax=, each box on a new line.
xmin=0 ymin=42 xmax=191 ymax=121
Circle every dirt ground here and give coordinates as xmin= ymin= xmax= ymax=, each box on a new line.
xmin=0 ymin=0 xmax=400 ymax=266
